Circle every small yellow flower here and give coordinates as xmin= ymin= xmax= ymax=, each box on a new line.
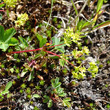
xmin=3 ymin=0 xmax=21 ymax=8
xmin=15 ymin=13 xmax=29 ymax=27
xmin=83 ymin=46 xmax=90 ymax=55
xmin=79 ymin=66 xmax=86 ymax=73
xmin=72 ymin=71 xmax=78 ymax=79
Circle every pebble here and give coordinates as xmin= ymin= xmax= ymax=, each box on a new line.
xmin=80 ymin=81 xmax=90 ymax=88
xmin=97 ymin=43 xmax=101 ymax=47
xmin=30 ymin=105 xmax=34 ymax=109
xmin=103 ymin=69 xmax=108 ymax=74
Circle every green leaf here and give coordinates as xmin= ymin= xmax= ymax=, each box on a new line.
xmin=59 ymin=55 xmax=68 ymax=67
xmin=21 ymin=71 xmax=27 ymax=77
xmin=0 ymin=25 xmax=4 ymax=42
xmin=55 ymin=37 xmax=60 ymax=48
xmin=96 ymin=0 xmax=104 ymax=13
xmin=48 ymin=99 xmax=53 ymax=108
xmin=40 ymin=38 xmax=47 ymax=47
xmin=55 ymin=77 xmax=59 ymax=85
xmin=59 ymin=59 xmax=65 ymax=67
xmin=93 ymin=20 xmax=110 ymax=30
xmin=18 ymin=36 xmax=28 ymax=47
xmin=28 ymin=69 xmax=34 ymax=81
xmin=43 ymin=95 xmax=50 ymax=103
xmin=57 ymin=47 xmax=65 ymax=53
xmin=56 ymin=87 xmax=66 ymax=97
xmin=56 ymin=87 xmax=63 ymax=93
xmin=51 ymin=78 xmax=61 ymax=88
xmin=106 ymin=104 xmax=110 ymax=109
xmin=0 ymin=4 xmax=4 ymax=8
xmin=8 ymin=37 xmax=19 ymax=46
xmin=33 ymin=94 xmax=41 ymax=98
xmin=0 ymin=42 xmax=9 ymax=51
xmin=34 ymin=106 xmax=39 ymax=110
xmin=0 ymin=26 xmax=17 ymax=51
xmin=63 ymin=98 xmax=71 ymax=108
xmin=55 ymin=82 xmax=61 ymax=88
xmin=0 ymin=14 xmax=2 ymax=20
xmin=5 ymin=81 xmax=12 ymax=91
xmin=50 ymin=56 xmax=59 ymax=59
xmin=63 ymin=97 xmax=71 ymax=101
xmin=58 ymin=92 xmax=67 ymax=97
xmin=3 ymin=28 xmax=16 ymax=43
xmin=77 ymin=20 xmax=85 ymax=31
xmin=52 ymin=37 xmax=65 ymax=53
xmin=104 ymin=0 xmax=108 ymax=3
xmin=36 ymin=33 xmax=47 ymax=47
xmin=1 ymin=90 xmax=9 ymax=95
xmin=36 ymin=33 xmax=42 ymax=42
xmin=77 ymin=20 xmax=92 ymax=31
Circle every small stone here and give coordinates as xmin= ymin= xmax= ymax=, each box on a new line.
xmin=103 ymin=69 xmax=108 ymax=74
xmin=9 ymin=11 xmax=16 ymax=21
xmin=17 ymin=5 xmax=23 ymax=11
xmin=108 ymin=68 xmax=110 ymax=71
xmin=81 ymin=81 xmax=90 ymax=88
xmin=30 ymin=105 xmax=34 ymax=109
xmin=97 ymin=43 xmax=100 ymax=47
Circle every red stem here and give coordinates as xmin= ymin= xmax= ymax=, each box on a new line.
xmin=10 ymin=48 xmax=43 ymax=54
xmin=7 ymin=43 xmax=74 ymax=67
xmin=0 ymin=10 xmax=5 ymax=12
xmin=44 ymin=50 xmax=75 ymax=67
xmin=34 ymin=15 xmax=37 ymax=28
xmin=9 ymin=43 xmax=64 ymax=54
xmin=47 ymin=43 xmax=64 ymax=48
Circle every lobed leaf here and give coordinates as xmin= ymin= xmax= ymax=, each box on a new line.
xmin=3 ymin=28 xmax=16 ymax=43
xmin=0 ymin=42 xmax=9 ymax=51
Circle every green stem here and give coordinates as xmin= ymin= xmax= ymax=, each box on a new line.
xmin=71 ymin=0 xmax=78 ymax=16
xmin=71 ymin=0 xmax=79 ymax=27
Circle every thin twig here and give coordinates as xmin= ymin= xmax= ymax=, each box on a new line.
xmin=75 ymin=0 xmax=89 ymax=23
xmin=46 ymin=0 xmax=53 ymax=28
xmin=0 ymin=10 xmax=5 ymax=12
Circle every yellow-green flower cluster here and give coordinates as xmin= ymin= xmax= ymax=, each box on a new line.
xmin=72 ymin=46 xmax=90 ymax=59
xmin=72 ymin=66 xmax=86 ymax=79
xmin=88 ymin=62 xmax=98 ymax=78
xmin=72 ymin=61 xmax=98 ymax=79
xmin=3 ymin=0 xmax=20 ymax=8
xmin=82 ymin=46 xmax=90 ymax=55
xmin=64 ymin=27 xmax=83 ymax=47
xmin=15 ymin=13 xmax=29 ymax=27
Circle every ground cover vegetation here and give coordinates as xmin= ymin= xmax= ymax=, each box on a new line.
xmin=0 ymin=0 xmax=110 ymax=109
